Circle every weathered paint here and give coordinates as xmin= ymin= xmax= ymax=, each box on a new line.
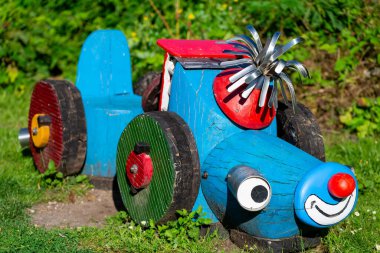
xmin=167 ymin=64 xmax=277 ymax=221
xmin=76 ymin=30 xmax=143 ymax=177
xmin=166 ymin=63 xmax=358 ymax=239
xmin=201 ymin=130 xmax=323 ymax=239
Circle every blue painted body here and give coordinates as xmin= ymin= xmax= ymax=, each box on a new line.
xmin=167 ymin=65 xmax=277 ymax=221
xmin=168 ymin=64 xmax=358 ymax=239
xmin=201 ymin=131 xmax=322 ymax=238
xmin=73 ymin=30 xmax=358 ymax=240
xmin=76 ymin=30 xmax=143 ymax=177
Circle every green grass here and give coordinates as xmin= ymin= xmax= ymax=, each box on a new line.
xmin=323 ymin=137 xmax=380 ymax=252
xmin=0 ymin=87 xmax=379 ymax=252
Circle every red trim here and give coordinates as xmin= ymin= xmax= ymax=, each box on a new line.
xmin=157 ymin=39 xmax=240 ymax=59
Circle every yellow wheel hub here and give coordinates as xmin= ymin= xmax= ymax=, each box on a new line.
xmin=31 ymin=114 xmax=51 ymax=148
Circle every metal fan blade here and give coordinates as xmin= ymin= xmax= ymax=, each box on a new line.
xmin=245 ymin=69 xmax=262 ymax=83
xmin=262 ymin=32 xmax=281 ymax=64
xmin=277 ymin=78 xmax=289 ymax=104
xmin=242 ymin=76 xmax=262 ymax=98
xmin=228 ymin=42 xmax=257 ymax=57
xmin=272 ymin=37 xmax=303 ymax=61
xmin=285 ymin=60 xmax=310 ymax=78
xmin=229 ymin=65 xmax=256 ymax=83
xmin=227 ymin=76 xmax=247 ymax=93
xmin=259 ymin=76 xmax=270 ymax=107
xmin=246 ymin=25 xmax=263 ymax=51
xmin=223 ymin=50 xmax=252 ymax=57
xmin=220 ymin=58 xmax=253 ymax=67
xmin=268 ymin=83 xmax=277 ymax=108
xmin=279 ymin=72 xmax=297 ymax=111
xmin=227 ymin=35 xmax=259 ymax=56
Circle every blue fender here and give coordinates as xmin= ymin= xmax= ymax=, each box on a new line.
xmin=76 ymin=30 xmax=143 ymax=177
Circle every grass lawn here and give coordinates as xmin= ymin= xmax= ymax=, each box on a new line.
xmin=0 ymin=86 xmax=379 ymax=252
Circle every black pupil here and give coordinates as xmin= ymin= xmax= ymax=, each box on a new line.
xmin=251 ymin=185 xmax=268 ymax=203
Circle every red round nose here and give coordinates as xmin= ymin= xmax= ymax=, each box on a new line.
xmin=328 ymin=173 xmax=356 ymax=198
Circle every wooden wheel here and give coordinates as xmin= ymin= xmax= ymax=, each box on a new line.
xmin=28 ymin=79 xmax=86 ymax=176
xmin=141 ymin=72 xmax=161 ymax=112
xmin=116 ymin=111 xmax=200 ymax=223
xmin=276 ymin=101 xmax=325 ymax=161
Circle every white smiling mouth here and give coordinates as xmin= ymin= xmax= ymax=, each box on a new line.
xmin=304 ymin=191 xmax=357 ymax=226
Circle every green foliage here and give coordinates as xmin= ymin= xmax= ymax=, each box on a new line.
xmin=153 ymin=207 xmax=213 ymax=243
xmin=106 ymin=206 xmax=213 ymax=244
xmin=37 ymin=160 xmax=91 ymax=189
xmin=339 ymin=97 xmax=380 ymax=138
xmin=81 ymin=208 xmax=217 ymax=252
xmin=37 ymin=160 xmax=64 ymax=188
xmin=0 ymin=0 xmax=379 ymax=90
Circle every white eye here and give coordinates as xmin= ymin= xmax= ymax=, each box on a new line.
xmin=227 ymin=165 xmax=272 ymax=212
xmin=236 ymin=177 xmax=271 ymax=211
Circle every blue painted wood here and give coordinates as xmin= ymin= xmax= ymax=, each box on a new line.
xmin=76 ymin=30 xmax=143 ymax=177
xmin=167 ymin=64 xmax=277 ymax=221
xmin=201 ymin=130 xmax=323 ymax=239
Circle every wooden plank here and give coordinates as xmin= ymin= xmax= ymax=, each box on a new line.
xmin=157 ymin=39 xmax=240 ymax=59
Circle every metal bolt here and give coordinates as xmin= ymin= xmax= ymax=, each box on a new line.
xmin=32 ymin=128 xmax=38 ymax=136
xmin=130 ymin=164 xmax=138 ymax=174
xmin=202 ymin=171 xmax=208 ymax=179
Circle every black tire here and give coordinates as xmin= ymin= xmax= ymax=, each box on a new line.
xmin=276 ymin=101 xmax=325 ymax=161
xmin=134 ymin=71 xmax=161 ymax=96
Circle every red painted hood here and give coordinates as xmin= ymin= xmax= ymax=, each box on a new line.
xmin=157 ymin=39 xmax=240 ymax=59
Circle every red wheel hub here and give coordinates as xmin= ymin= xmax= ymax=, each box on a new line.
xmin=126 ymin=144 xmax=153 ymax=189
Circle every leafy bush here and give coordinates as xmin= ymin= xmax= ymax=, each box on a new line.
xmin=339 ymin=97 xmax=380 ymax=138
xmin=103 ymin=207 xmax=214 ymax=250
xmin=0 ymin=0 xmax=379 ymax=91
xmin=38 ymin=160 xmax=91 ymax=189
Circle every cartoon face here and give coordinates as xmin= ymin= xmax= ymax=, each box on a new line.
xmin=294 ymin=162 xmax=358 ymax=228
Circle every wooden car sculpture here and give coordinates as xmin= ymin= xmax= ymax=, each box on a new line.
xmin=19 ymin=26 xmax=358 ymax=252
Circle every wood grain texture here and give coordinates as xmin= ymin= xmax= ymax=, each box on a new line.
xmin=28 ymin=80 xmax=86 ymax=176
xmin=116 ymin=112 xmax=200 ymax=223
xmin=167 ymin=64 xmax=278 ymax=222
xmin=201 ymin=130 xmax=323 ymax=239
